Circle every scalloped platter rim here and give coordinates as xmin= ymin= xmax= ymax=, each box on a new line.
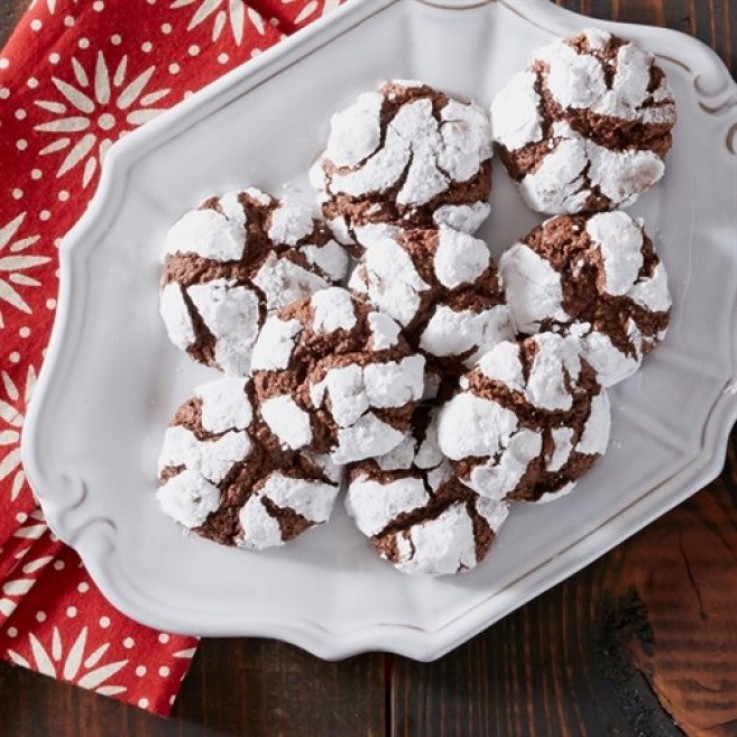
xmin=22 ymin=0 xmax=737 ymax=660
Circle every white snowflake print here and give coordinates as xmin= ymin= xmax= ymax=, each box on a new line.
xmin=34 ymin=52 xmax=171 ymax=187
xmin=170 ymin=0 xmax=267 ymax=45
xmin=29 ymin=0 xmax=75 ymax=14
xmin=7 ymin=626 xmax=128 ymax=696
xmin=0 ymin=552 xmax=53 ymax=619
xmin=0 ymin=214 xmax=48 ymax=329
xmin=0 ymin=366 xmax=37 ymax=502
xmin=11 ymin=508 xmax=48 ymax=541
xmin=173 ymin=646 xmax=197 ymax=659
xmin=282 ymin=0 xmax=342 ymax=25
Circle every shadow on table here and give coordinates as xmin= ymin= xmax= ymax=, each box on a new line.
xmin=173 ymin=638 xmax=386 ymax=737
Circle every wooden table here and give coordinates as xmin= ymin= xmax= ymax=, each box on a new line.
xmin=1 ymin=1 xmax=736 ymax=735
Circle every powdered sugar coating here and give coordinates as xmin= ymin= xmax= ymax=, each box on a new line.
xmin=325 ymin=91 xmax=383 ymax=167
xmin=160 ymin=283 xmax=196 ymax=350
xmin=157 ymin=377 xmax=339 ymax=550
xmin=252 ymin=288 xmax=425 ymax=465
xmin=490 ymin=70 xmax=543 ymax=151
xmin=578 ymin=391 xmax=612 ymax=456
xmin=347 ymin=476 xmax=429 ymax=537
xmin=353 ymin=226 xmax=514 ymax=377
xmin=363 ymin=356 xmax=426 ymax=408
xmin=547 ymin=427 xmax=575 ymax=472
xmin=439 ymin=391 xmax=524 ymax=461
xmin=256 ymin=474 xmax=336 ymax=526
xmin=495 ymin=246 xmax=570 ymax=333
xmin=160 ymin=188 xmax=348 ymax=375
xmin=587 ymin=211 xmax=644 ymax=295
xmin=236 ymin=495 xmax=282 ymax=550
xmin=334 ymin=414 xmax=408 ymax=465
xmin=195 ymin=377 xmax=253 ymax=434
xmin=432 ymin=202 xmax=491 ymax=234
xmin=250 ymin=317 xmax=303 ymax=372
xmin=500 ymin=212 xmax=671 ymax=387
xmin=311 ymin=286 xmax=358 ymax=333
xmin=433 ymin=226 xmax=490 ymax=289
xmin=438 ymin=334 xmax=611 ymax=503
xmin=491 ymin=30 xmax=676 ymax=214
xmin=302 ymin=240 xmax=350 ymax=282
xmin=251 ymin=254 xmax=329 ymax=313
xmin=309 ymin=364 xmax=370 ymax=428
xmin=313 ymin=81 xmax=493 ymax=248
xmin=390 ymin=501 xmax=508 ymax=576
xmin=419 ymin=304 xmax=513 ymax=367
xmin=569 ymin=322 xmax=642 ymax=386
xmin=539 ymin=37 xmax=607 ymax=110
xmin=629 ymin=261 xmax=671 ymax=313
xmin=543 ymin=30 xmax=673 ymax=124
xmin=525 ymin=332 xmax=582 ymax=411
xmin=186 ymin=279 xmax=261 ymax=376
xmin=163 ymin=208 xmax=245 ymax=262
xmin=307 ymin=356 xmax=425 ymax=460
xmin=260 ymin=395 xmax=313 ymax=450
xmin=361 ymin=236 xmax=430 ymax=326
xmin=157 ymin=470 xmax=221 ymax=530
xmin=346 ymin=409 xmax=509 ymax=575
xmin=237 ymin=474 xmax=338 ymax=551
xmin=326 ymin=96 xmax=489 ymax=203
xmin=438 ymin=392 xmax=541 ymax=500
xmin=477 ymin=332 xmax=582 ymax=412
xmin=267 ymin=201 xmax=315 ymax=246
xmin=368 ymin=312 xmax=401 ymax=351
xmin=158 ymin=425 xmax=250 ymax=486
xmin=519 ymin=137 xmax=666 ymax=214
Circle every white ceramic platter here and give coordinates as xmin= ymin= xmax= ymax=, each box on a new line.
xmin=22 ymin=0 xmax=737 ymax=660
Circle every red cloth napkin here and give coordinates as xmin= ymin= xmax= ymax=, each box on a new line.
xmin=0 ymin=0 xmax=342 ymax=716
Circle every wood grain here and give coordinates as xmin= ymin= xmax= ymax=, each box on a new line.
xmin=391 ymin=456 xmax=737 ymax=737
xmin=391 ymin=2 xmax=737 ymax=735
xmin=0 ymin=1 xmax=736 ymax=736
xmin=555 ymin=0 xmax=736 ymax=76
xmin=0 ymin=641 xmax=387 ymax=737
xmin=0 ymin=0 xmax=28 ymax=48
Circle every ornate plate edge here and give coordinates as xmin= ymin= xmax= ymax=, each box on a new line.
xmin=21 ymin=0 xmax=737 ymax=660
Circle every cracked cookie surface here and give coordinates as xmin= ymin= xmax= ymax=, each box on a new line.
xmin=157 ymin=377 xmax=341 ymax=550
xmin=350 ymin=224 xmax=514 ymax=395
xmin=500 ymin=211 xmax=671 ymax=387
xmin=438 ymin=333 xmax=611 ymax=503
xmin=346 ymin=407 xmax=509 ymax=575
xmin=310 ymin=80 xmax=493 ymax=249
xmin=251 ymin=287 xmax=426 ymax=465
xmin=160 ymin=187 xmax=349 ymax=375
xmin=491 ymin=29 xmax=676 ymax=214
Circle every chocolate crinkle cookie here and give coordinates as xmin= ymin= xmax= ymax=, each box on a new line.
xmin=251 ymin=287 xmax=426 ymax=465
xmin=157 ymin=377 xmax=341 ymax=550
xmin=310 ymin=80 xmax=493 ymax=249
xmin=345 ymin=408 xmax=509 ymax=575
xmin=500 ymin=211 xmax=671 ymax=387
xmin=350 ymin=225 xmax=515 ymax=391
xmin=438 ymin=333 xmax=611 ymax=503
xmin=160 ymin=187 xmax=349 ymax=376
xmin=490 ymin=29 xmax=677 ymax=215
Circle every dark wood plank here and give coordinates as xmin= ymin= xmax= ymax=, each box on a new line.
xmin=0 ymin=3 xmax=387 ymax=737
xmin=392 ymin=3 xmax=737 ymax=736
xmin=0 ymin=0 xmax=29 ymax=48
xmin=0 ymin=640 xmax=386 ymax=737
xmin=558 ymin=0 xmax=736 ymax=77
xmin=0 ymin=1 xmax=736 ymax=737
xmin=391 ymin=469 xmax=737 ymax=737
xmin=175 ymin=640 xmax=386 ymax=737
